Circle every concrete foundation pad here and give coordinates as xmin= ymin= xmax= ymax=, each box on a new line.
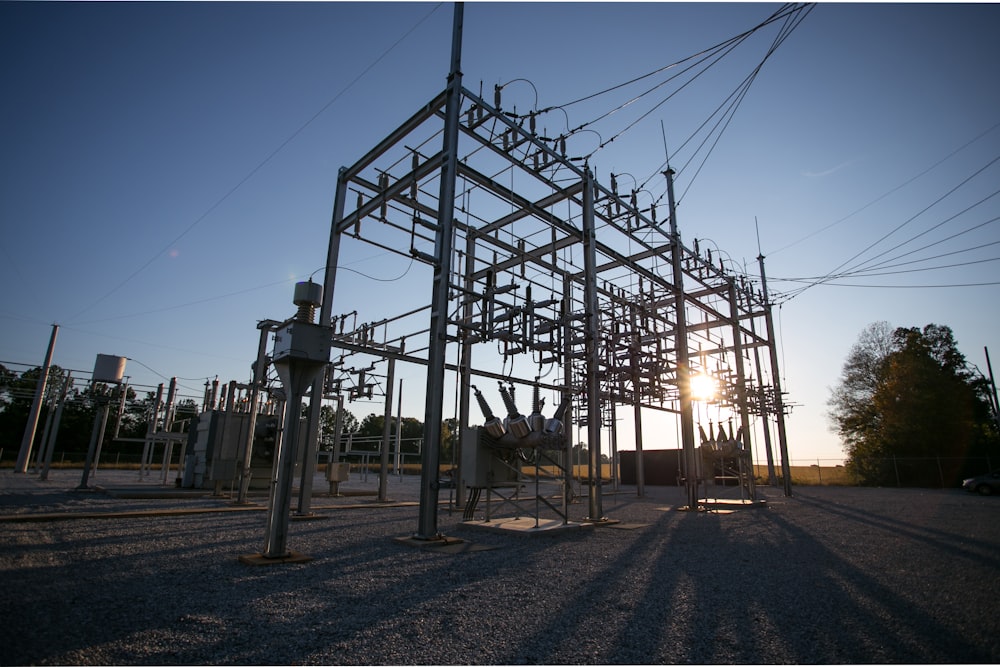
xmin=462 ymin=517 xmax=592 ymax=536
xmin=238 ymin=551 xmax=313 ymax=566
xmin=394 ymin=534 xmax=466 ymax=548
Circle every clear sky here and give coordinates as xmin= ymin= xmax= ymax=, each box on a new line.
xmin=2 ymin=2 xmax=998 ymax=465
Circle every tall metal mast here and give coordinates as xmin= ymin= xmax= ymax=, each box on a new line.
xmin=416 ymin=2 xmax=463 ymax=540
xmin=758 ymin=254 xmax=792 ymax=496
xmin=665 ymin=168 xmax=698 ymax=509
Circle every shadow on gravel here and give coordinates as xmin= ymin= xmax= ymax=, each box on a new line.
xmin=3 ymin=489 xmax=999 ymax=665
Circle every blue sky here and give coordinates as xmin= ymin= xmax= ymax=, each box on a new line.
xmin=2 ymin=2 xmax=998 ymax=465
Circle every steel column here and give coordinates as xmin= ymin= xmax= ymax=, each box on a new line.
xmin=416 ymin=2 xmax=463 ymax=539
xmin=582 ymin=168 xmax=604 ymax=520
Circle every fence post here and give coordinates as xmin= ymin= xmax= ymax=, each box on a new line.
xmin=893 ymin=455 xmax=901 ymax=487
xmin=817 ymin=459 xmax=823 ymax=485
xmin=937 ymin=456 xmax=944 ymax=488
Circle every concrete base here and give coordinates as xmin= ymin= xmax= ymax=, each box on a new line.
xmin=394 ymin=534 xmax=465 ymax=549
xmin=462 ymin=517 xmax=592 ymax=536
xmin=238 ymin=551 xmax=313 ymax=566
xmin=675 ymin=498 xmax=768 ymax=513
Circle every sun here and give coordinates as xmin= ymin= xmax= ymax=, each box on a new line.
xmin=689 ymin=373 xmax=716 ymax=401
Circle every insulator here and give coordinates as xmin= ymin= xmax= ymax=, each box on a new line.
xmin=497 ymin=382 xmax=518 ymax=417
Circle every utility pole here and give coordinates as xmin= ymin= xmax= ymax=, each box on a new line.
xmin=15 ymin=324 xmax=58 ymax=473
xmin=758 ymin=254 xmax=792 ymax=496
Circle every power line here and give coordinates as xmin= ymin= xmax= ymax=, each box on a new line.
xmin=767 ymin=119 xmax=1000 ymax=256
xmin=63 ymin=3 xmax=445 ymax=325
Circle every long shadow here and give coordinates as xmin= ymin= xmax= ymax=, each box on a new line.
xmin=791 ymin=489 xmax=1000 ymax=570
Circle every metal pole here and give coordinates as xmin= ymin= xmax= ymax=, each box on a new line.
xmin=664 ymin=168 xmax=698 ymax=509
xmin=455 ymin=231 xmax=476 ymax=507
xmin=609 ymin=401 xmax=619 ymax=491
xmin=78 ymin=387 xmax=111 ymax=490
xmin=416 ymin=2 xmax=463 ymax=540
xmin=160 ymin=378 xmax=178 ymax=485
xmin=728 ymin=279 xmax=756 ymax=500
xmin=562 ymin=275 xmax=575 ymax=518
xmin=758 ymin=255 xmax=792 ymax=496
xmin=140 ymin=383 xmax=164 ymax=479
xmin=239 ymin=322 xmax=277 ymax=504
xmin=582 ymin=168 xmax=604 ymax=521
xmin=630 ymin=302 xmax=645 ymax=496
xmin=749 ymin=314 xmax=777 ymax=485
xmin=263 ymin=365 xmax=312 ymax=558
xmin=301 ymin=167 xmax=348 ymax=514
xmin=40 ymin=372 xmax=73 ymax=481
xmin=15 ymin=324 xmax=58 ymax=473
xmin=394 ymin=378 xmax=403 ymax=475
xmin=378 ymin=358 xmax=395 ymax=502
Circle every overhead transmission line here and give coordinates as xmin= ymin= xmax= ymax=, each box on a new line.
xmin=767 ymin=119 xmax=1000 ymax=256
xmin=64 ymin=3 xmax=444 ymax=326
xmin=528 ymin=3 xmax=812 ymax=204
xmin=774 ymin=155 xmax=1000 ymax=302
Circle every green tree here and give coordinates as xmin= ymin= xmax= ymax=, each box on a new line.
xmin=829 ymin=323 xmax=998 ymax=486
xmin=318 ymin=404 xmax=358 ymax=450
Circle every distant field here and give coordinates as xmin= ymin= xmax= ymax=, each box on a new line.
xmin=754 ymin=464 xmax=855 ymax=485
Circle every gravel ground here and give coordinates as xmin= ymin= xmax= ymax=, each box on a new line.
xmin=1 ymin=469 xmax=999 ymax=665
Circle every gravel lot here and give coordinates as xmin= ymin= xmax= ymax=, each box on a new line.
xmin=1 ymin=469 xmax=999 ymax=665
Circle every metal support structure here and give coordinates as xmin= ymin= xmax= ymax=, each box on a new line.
xmin=665 ymin=168 xmax=698 ymax=509
xmin=582 ymin=168 xmax=604 ymax=521
xmin=378 ymin=357 xmax=395 ymax=502
xmin=630 ymin=302 xmax=646 ymax=496
xmin=15 ymin=323 xmax=58 ymax=473
xmin=758 ymin=254 xmax=792 ymax=496
xmin=39 ymin=372 xmax=72 ymax=481
xmin=77 ymin=388 xmax=111 ymax=490
xmin=416 ymin=2 xmax=463 ymax=540
xmin=303 ymin=3 xmax=793 ymax=528
xmin=238 ymin=321 xmax=279 ymax=504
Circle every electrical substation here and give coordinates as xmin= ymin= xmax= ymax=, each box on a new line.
xmin=13 ymin=5 xmax=793 ymax=559
xmin=238 ymin=4 xmax=794 ymax=552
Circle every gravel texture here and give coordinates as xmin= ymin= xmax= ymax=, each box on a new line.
xmin=1 ymin=469 xmax=999 ymax=665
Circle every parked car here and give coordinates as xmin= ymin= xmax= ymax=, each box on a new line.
xmin=962 ymin=470 xmax=1000 ymax=495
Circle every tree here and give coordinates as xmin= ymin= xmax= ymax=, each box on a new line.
xmin=829 ymin=323 xmax=999 ymax=486
xmin=318 ymin=404 xmax=358 ymax=450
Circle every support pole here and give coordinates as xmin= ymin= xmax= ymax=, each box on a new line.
xmin=140 ymin=383 xmax=164 ymax=480
xmin=160 ymin=377 xmax=178 ymax=485
xmin=758 ymin=254 xmax=792 ymax=497
xmin=665 ymin=168 xmax=698 ymax=509
xmin=581 ymin=167 xmax=604 ymax=521
xmin=15 ymin=324 xmax=58 ymax=473
xmin=749 ymin=314 xmax=777 ymax=485
xmin=239 ymin=322 xmax=278 ymax=504
xmin=728 ymin=279 xmax=756 ymax=500
xmin=455 ymin=230 xmax=477 ymax=508
xmin=77 ymin=387 xmax=111 ymax=490
xmin=416 ymin=2 xmax=463 ymax=540
xmin=630 ymin=301 xmax=646 ymax=496
xmin=394 ymin=378 xmax=403 ymax=474
xmin=378 ymin=358 xmax=395 ymax=502
xmin=40 ymin=372 xmax=72 ymax=481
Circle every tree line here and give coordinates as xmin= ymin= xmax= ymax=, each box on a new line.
xmin=828 ymin=322 xmax=999 ymax=487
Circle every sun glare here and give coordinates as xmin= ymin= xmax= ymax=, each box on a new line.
xmin=690 ymin=373 xmax=716 ymax=401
